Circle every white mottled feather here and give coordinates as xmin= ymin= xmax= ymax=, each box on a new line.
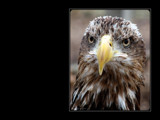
xmin=118 ymin=94 xmax=126 ymax=110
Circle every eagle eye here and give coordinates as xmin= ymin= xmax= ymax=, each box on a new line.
xmin=88 ymin=36 xmax=94 ymax=43
xmin=123 ymin=39 xmax=131 ymax=47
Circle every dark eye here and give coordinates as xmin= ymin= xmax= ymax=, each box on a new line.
xmin=88 ymin=36 xmax=94 ymax=43
xmin=123 ymin=39 xmax=130 ymax=47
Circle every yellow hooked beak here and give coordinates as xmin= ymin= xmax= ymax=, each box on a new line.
xmin=97 ymin=35 xmax=114 ymax=75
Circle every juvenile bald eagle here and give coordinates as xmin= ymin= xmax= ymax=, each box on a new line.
xmin=70 ymin=16 xmax=146 ymax=110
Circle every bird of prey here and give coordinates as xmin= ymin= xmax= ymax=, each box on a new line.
xmin=70 ymin=16 xmax=146 ymax=110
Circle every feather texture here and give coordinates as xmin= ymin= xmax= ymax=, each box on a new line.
xmin=70 ymin=16 xmax=146 ymax=111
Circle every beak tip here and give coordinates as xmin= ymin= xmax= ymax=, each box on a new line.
xmin=99 ymin=69 xmax=103 ymax=76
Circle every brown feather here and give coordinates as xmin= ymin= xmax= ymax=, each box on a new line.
xmin=70 ymin=16 xmax=146 ymax=111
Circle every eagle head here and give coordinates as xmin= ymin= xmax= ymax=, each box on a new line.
xmin=70 ymin=16 xmax=146 ymax=111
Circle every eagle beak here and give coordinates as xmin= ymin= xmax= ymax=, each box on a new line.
xmin=97 ymin=35 xmax=114 ymax=75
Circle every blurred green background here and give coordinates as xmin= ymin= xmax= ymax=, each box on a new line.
xmin=70 ymin=10 xmax=150 ymax=110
